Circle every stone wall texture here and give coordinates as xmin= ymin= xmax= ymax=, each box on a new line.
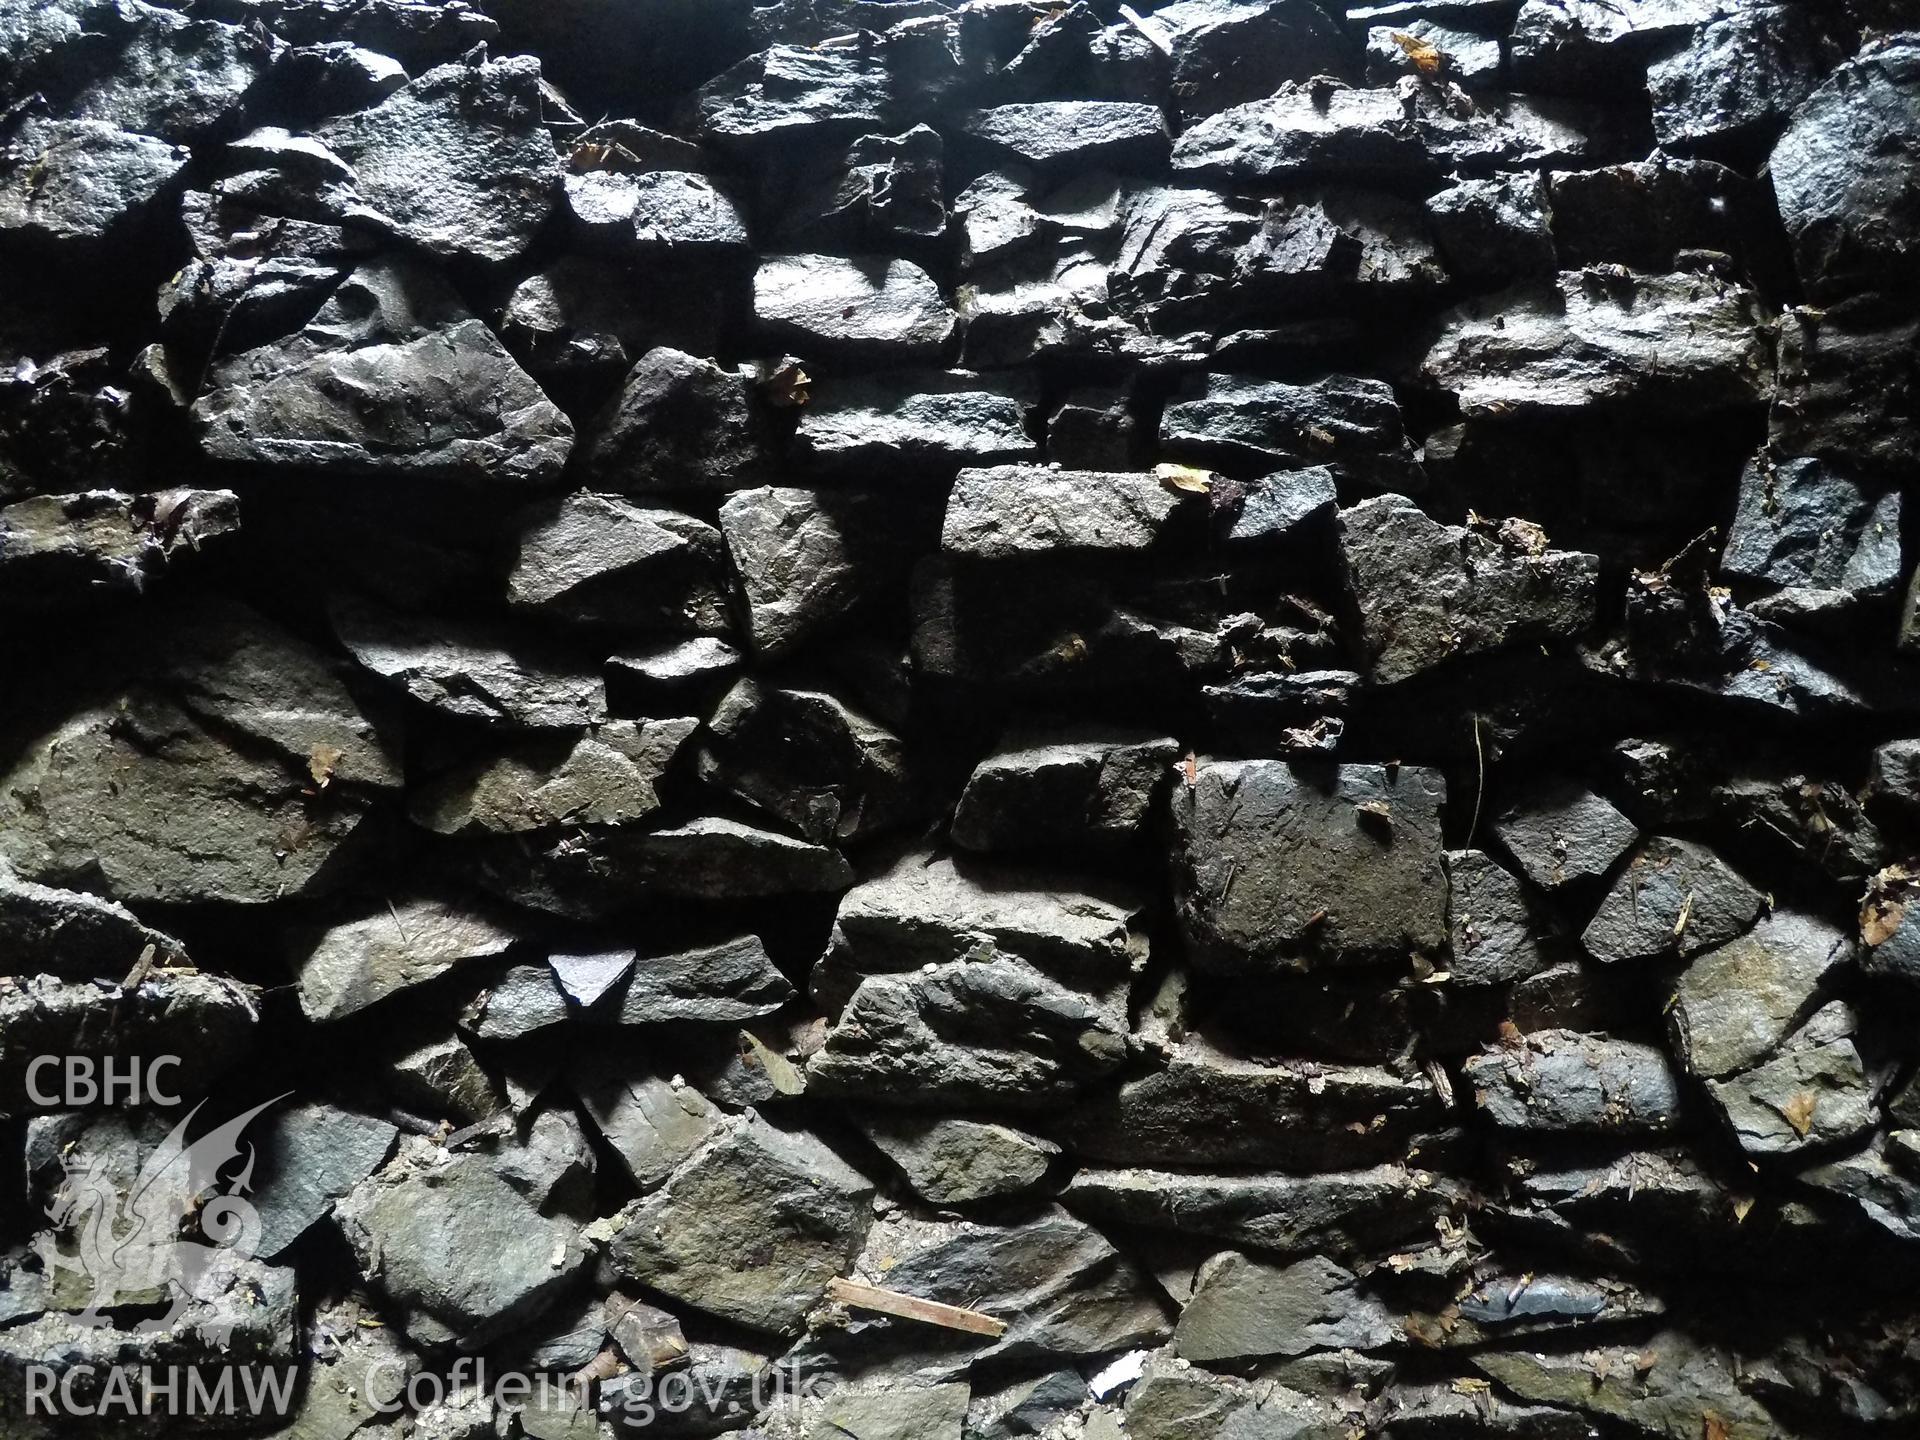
xmin=3 ymin=1 xmax=1920 ymax=1437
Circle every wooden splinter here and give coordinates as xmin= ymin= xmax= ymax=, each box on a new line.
xmin=825 ymin=1278 xmax=1009 ymax=1338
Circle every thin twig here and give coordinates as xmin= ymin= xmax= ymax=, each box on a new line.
xmin=826 ymin=1279 xmax=1008 ymax=1337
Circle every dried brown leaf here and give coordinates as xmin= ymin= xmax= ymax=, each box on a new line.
xmin=1156 ymin=462 xmax=1214 ymax=495
xmin=308 ymin=744 xmax=343 ymax=790
xmin=1390 ymin=30 xmax=1444 ymax=76
xmin=1781 ymin=1091 xmax=1818 ymax=1138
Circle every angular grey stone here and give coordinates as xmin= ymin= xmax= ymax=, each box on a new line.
xmin=1366 ymin=19 xmax=1503 ymax=87
xmin=1064 ymin=1163 xmax=1459 ymax=1257
xmin=832 ymin=1207 xmax=1170 ymax=1366
xmin=1543 ymin=155 xmax=1761 ymax=271
xmin=1463 ymin=1031 xmax=1682 ymax=1135
xmin=691 ymin=1027 xmax=808 ymax=1112
xmin=497 ymin=1107 xmax=597 ymax=1211
xmin=410 ymin=719 xmax=699 ymax=836
xmin=1503 ymin=1147 xmax=1818 ymax=1275
xmin=464 ymin=964 xmax=570 ymax=1041
xmin=318 ymin=52 xmax=559 ymax=265
xmin=266 ymin=1292 xmax=416 ymax=1440
xmin=480 ymin=816 xmax=853 ymax=918
xmin=573 ymin=1058 xmax=724 ymax=1190
xmin=1721 ymin=455 xmax=1902 ymax=600
xmin=0 ymin=119 xmax=188 ymax=250
xmin=0 ymin=489 xmax=239 ymax=607
xmin=1771 ymin=301 xmax=1920 ymax=480
xmin=1173 ymin=82 xmax=1429 ymax=182
xmin=605 ymin=1294 xmax=688 ymax=1374
xmin=507 ymin=494 xmax=732 ymax=633
xmin=1649 ymin=5 xmax=1824 ymax=156
xmin=1060 ymin=1033 xmax=1443 ymax=1169
xmin=254 ymin=1103 xmax=398 ymax=1259
xmin=779 ymin=125 xmax=948 ymax=248
xmin=53 ymin=3 xmax=279 ymax=142
xmin=0 ymin=344 xmax=143 ymax=501
xmin=1475 ymin=1330 xmax=1789 ymax=1440
xmin=1047 ymin=385 xmax=1139 ymax=469
xmin=792 ymin=370 xmax=1036 ymax=477
xmin=194 ymin=257 xmax=574 ymax=482
xmin=959 ymin=103 xmax=1168 ymax=174
xmin=695 ymin=43 xmax=891 ymax=157
xmin=602 ymin=1114 xmax=873 ymax=1336
xmin=1448 ymin=1270 xmax=1663 ymax=1344
xmin=578 ymin=347 xmax=780 ymax=492
xmin=0 ymin=970 xmax=258 ymax=1107
xmin=1769 ymin=40 xmax=1920 ymax=301
xmin=952 ymin=726 xmax=1177 ymax=855
xmin=1582 ymin=836 xmax=1763 ymax=964
xmin=1712 ymin=771 xmax=1884 ymax=886
xmin=859 ymin=1116 xmax=1059 ymax=1205
xmin=794 ymin=1382 xmax=970 ymax=1440
xmin=1172 ymin=758 xmax=1449 ymax=973
xmin=1109 ymin=182 xmax=1447 ymax=333
xmin=0 ymin=869 xmax=189 ymax=979
xmin=1176 ymin=1252 xmax=1397 ymax=1363
xmin=1492 ymin=778 xmax=1639 ymax=890
xmin=390 ymin=1035 xmax=503 ymax=1124
xmin=720 ymin=486 xmax=933 ymax=659
xmin=958 ymin=234 xmax=1165 ymax=370
xmin=754 ymin=254 xmax=955 ymax=363
xmin=1201 ymin=669 xmax=1356 ymax=753
xmin=1861 ymin=863 xmax=1920 ymax=983
xmin=968 ymin=1371 xmax=1090 ymax=1440
xmin=608 ymin=638 xmax=742 ymax=701
xmin=613 ymin=936 xmax=794 ymax=1025
xmin=1341 ymin=496 xmax=1600 ymax=684
xmin=564 ymin=169 xmax=749 ymax=255
xmin=334 ymin=596 xmax=607 ymax=729
xmin=335 ymin=1138 xmax=590 ymax=1349
xmin=1161 ymin=374 xmax=1423 ymax=490
xmin=0 ymin=1251 xmax=299 ymax=1421
xmin=1424 ymin=173 xmax=1557 ymax=283
xmin=1368 ymin=1380 xmax=1613 ymax=1438
xmin=293 ymin=896 xmax=518 ymax=1024
xmin=1515 ymin=957 xmax=1632 ymax=1030
xmin=1869 ymin=742 xmax=1920 ymax=825
xmin=1224 ymin=468 xmax=1341 ymax=543
xmin=1509 ymin=0 xmax=1717 ymax=94
xmin=498 ymin=256 xmax=729 ymax=380
xmin=942 ymin=466 xmax=1195 ymax=559
xmin=598 ymin=1342 xmax=771 ymax=1437
xmin=1800 ymin=1133 xmax=1920 ymax=1246
xmin=1669 ymin=910 xmax=1852 ymax=1078
xmin=1421 ymin=271 xmax=1774 ymax=415
xmin=1704 ymin=1003 xmax=1874 ymax=1158
xmin=1123 ymin=1355 xmax=1340 ymax=1440
xmin=1155 ymin=0 xmax=1362 ymax=117
xmin=1445 ymin=850 xmax=1554 ymax=986
xmin=699 ymin=679 xmax=911 ymax=844
xmin=815 ymin=850 xmax=1144 ymax=1010
xmin=0 ymin=605 xmax=398 ymax=906
xmin=549 ymin=951 xmax=634 ymax=1009
xmin=807 ymin=955 xmax=1129 ymax=1106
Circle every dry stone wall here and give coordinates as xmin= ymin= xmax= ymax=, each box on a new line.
xmin=2 ymin=1 xmax=1920 ymax=1437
